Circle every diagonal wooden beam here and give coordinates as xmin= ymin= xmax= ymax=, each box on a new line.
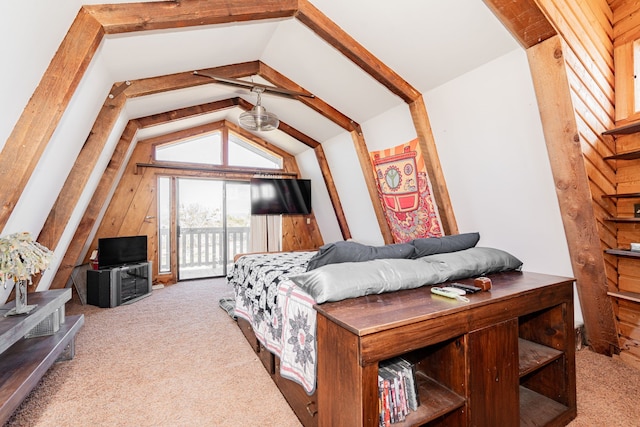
xmin=351 ymin=130 xmax=394 ymax=244
xmin=0 ymin=9 xmax=103 ymax=231
xmin=295 ymin=0 xmax=421 ymax=103
xmin=234 ymin=99 xmax=351 ymax=240
xmin=37 ymin=90 xmax=127 ymax=252
xmin=258 ymin=62 xmax=358 ymax=132
xmin=49 ymin=121 xmax=139 ymax=289
xmin=482 ymin=0 xmax=557 ymax=49
xmin=486 ymin=0 xmax=616 ymax=357
xmin=314 ymin=144 xmax=351 ymax=240
xmin=528 ymin=36 xmax=618 ymax=355
xmin=409 ymin=97 xmax=458 ymax=236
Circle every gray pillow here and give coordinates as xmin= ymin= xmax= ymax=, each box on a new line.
xmin=417 ymin=247 xmax=523 ymax=280
xmin=289 ymin=246 xmax=523 ymax=303
xmin=411 ymin=232 xmax=480 ymax=258
xmin=306 ymin=241 xmax=415 ymax=271
xmin=291 ymin=258 xmax=447 ymax=303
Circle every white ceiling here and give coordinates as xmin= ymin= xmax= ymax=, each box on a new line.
xmin=99 ymin=0 xmax=519 ymax=152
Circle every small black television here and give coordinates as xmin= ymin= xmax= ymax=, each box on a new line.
xmin=250 ymin=178 xmax=312 ymax=215
xmin=98 ymin=235 xmax=148 ymax=269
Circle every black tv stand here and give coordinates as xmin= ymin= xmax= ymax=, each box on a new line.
xmin=87 ymin=261 xmax=152 ymax=308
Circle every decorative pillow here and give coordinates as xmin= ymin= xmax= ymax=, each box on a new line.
xmin=417 ymin=247 xmax=523 ymax=280
xmin=306 ymin=241 xmax=415 ymax=271
xmin=291 ymin=258 xmax=447 ymax=303
xmin=411 ymin=232 xmax=480 ymax=258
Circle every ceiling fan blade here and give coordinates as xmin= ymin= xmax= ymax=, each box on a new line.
xmin=193 ymin=71 xmax=315 ymax=98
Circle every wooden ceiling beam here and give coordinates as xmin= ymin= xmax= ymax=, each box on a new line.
xmin=37 ymin=90 xmax=127 ymax=253
xmin=123 ymin=61 xmax=261 ymax=99
xmin=49 ymin=121 xmax=140 ymax=289
xmin=135 ymin=98 xmax=240 ymax=128
xmin=314 ymin=144 xmax=351 ymax=241
xmin=141 ymin=120 xmax=225 ymax=147
xmin=527 ymin=35 xmax=618 ymax=355
xmin=257 ymin=62 xmax=359 ymax=132
xmin=350 ymin=129 xmax=394 ymax=244
xmin=409 ymin=98 xmax=458 ymax=236
xmin=295 ymin=0 xmax=420 ymax=103
xmin=0 ymin=8 xmax=103 ymax=230
xmin=83 ymin=0 xmax=298 ymax=33
xmin=482 ymin=0 xmax=557 ymax=49
xmin=236 ymin=97 xmax=322 ymax=149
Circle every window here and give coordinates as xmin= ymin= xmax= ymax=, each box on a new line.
xmin=153 ymin=125 xmax=282 ymax=170
xmin=155 ymin=132 xmax=222 ymax=165
xmin=157 ymin=176 xmax=172 ymax=273
xmin=228 ymin=133 xmax=282 ymax=169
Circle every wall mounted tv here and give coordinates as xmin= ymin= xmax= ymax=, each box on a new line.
xmin=98 ymin=235 xmax=148 ymax=269
xmin=250 ymin=178 xmax=312 ymax=215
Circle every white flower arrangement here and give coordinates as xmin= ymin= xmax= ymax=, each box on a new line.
xmin=0 ymin=232 xmax=53 ymax=288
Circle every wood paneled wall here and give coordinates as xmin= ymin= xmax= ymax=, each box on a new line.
xmin=86 ymin=129 xmax=323 ymax=285
xmin=485 ymin=0 xmax=619 ymax=355
xmin=536 ymin=0 xmax=616 ymax=281
xmin=605 ymin=0 xmax=640 ymax=368
xmin=531 ymin=0 xmax=640 ymax=366
xmin=531 ymin=0 xmax=617 ymax=353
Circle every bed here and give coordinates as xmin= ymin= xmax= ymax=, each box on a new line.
xmin=226 ymin=234 xmax=526 ymax=426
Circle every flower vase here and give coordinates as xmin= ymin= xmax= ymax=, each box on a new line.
xmin=5 ymin=280 xmax=37 ymax=316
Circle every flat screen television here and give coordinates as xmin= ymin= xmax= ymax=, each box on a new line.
xmin=98 ymin=235 xmax=148 ymax=269
xmin=250 ymin=178 xmax=311 ymax=215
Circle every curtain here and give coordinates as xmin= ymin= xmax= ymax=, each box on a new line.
xmin=249 ymin=215 xmax=282 ymax=252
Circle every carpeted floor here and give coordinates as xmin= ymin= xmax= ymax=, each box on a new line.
xmin=4 ymin=278 xmax=302 ymax=427
xmin=3 ymin=278 xmax=640 ymax=426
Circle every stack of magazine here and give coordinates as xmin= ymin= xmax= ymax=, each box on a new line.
xmin=378 ymin=356 xmax=420 ymax=426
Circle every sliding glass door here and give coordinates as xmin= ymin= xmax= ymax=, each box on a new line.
xmin=176 ymin=178 xmax=250 ymax=280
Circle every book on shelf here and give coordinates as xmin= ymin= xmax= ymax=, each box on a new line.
xmin=378 ymin=356 xmax=420 ymax=426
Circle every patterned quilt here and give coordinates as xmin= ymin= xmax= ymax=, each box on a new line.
xmin=228 ymin=251 xmax=319 ymax=394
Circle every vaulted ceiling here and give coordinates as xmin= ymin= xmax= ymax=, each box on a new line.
xmin=77 ymin=0 xmax=519 ymax=153
xmin=0 ymin=0 xmax=520 ymax=244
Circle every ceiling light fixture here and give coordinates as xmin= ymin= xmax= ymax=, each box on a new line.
xmin=239 ymin=88 xmax=279 ymax=131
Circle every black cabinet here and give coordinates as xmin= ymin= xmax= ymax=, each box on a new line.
xmin=87 ymin=262 xmax=152 ymax=308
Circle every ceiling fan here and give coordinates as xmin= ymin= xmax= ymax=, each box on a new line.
xmin=193 ymin=70 xmax=315 ymax=132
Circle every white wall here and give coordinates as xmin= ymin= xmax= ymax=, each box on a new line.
xmin=0 ymin=2 xmax=582 ymax=325
xmin=295 ymin=149 xmax=344 ymax=244
xmin=348 ymin=48 xmax=581 ymax=324
xmin=426 ymin=48 xmax=573 ymax=275
xmin=424 ymin=49 xmax=582 ymax=324
xmin=319 ymin=133 xmax=383 ymax=245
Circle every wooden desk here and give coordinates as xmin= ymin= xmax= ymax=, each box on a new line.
xmin=315 ymin=271 xmax=577 ymax=426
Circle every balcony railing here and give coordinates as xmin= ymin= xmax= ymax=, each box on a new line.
xmin=159 ymin=226 xmax=250 ymax=278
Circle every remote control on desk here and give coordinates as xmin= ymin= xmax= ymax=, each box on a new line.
xmin=447 ymin=283 xmax=482 ymax=293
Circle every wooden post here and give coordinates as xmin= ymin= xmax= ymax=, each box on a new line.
xmin=410 ymin=97 xmax=458 ymax=235
xmin=527 ymin=35 xmax=618 ymax=355
xmin=350 ymin=129 xmax=394 ymax=244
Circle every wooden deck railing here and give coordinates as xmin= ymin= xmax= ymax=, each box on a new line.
xmin=158 ymin=226 xmax=250 ymax=274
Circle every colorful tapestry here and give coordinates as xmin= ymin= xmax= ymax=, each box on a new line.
xmin=370 ymin=139 xmax=443 ymax=242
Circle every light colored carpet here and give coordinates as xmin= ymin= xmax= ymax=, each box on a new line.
xmin=3 ymin=278 xmax=640 ymax=426
xmin=4 ymin=278 xmax=302 ymax=427
xmin=568 ymin=348 xmax=640 ymax=427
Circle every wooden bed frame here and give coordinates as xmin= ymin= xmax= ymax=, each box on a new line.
xmin=235 ymin=271 xmax=577 ymax=427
